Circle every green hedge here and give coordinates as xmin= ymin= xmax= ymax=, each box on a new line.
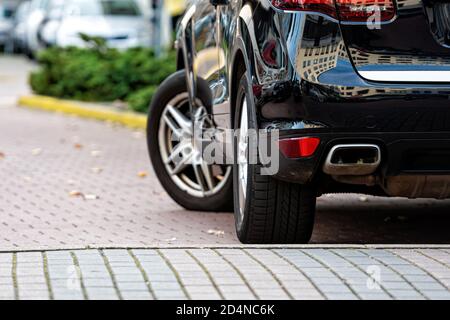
xmin=30 ymin=37 xmax=176 ymax=113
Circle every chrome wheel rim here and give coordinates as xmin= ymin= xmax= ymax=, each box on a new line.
xmin=237 ymin=98 xmax=249 ymax=226
xmin=158 ymin=93 xmax=231 ymax=198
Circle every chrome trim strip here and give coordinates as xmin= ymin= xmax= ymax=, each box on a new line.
xmin=359 ymin=71 xmax=450 ymax=82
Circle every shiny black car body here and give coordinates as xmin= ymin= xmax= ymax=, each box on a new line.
xmin=149 ymin=0 xmax=450 ymax=243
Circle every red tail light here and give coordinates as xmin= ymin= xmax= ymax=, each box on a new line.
xmin=272 ymin=0 xmax=337 ymax=18
xmin=279 ymin=137 xmax=321 ymax=158
xmin=272 ymin=0 xmax=396 ymax=22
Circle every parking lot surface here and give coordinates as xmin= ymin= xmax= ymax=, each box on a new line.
xmin=1 ymin=102 xmax=450 ymax=249
xmin=0 ymin=56 xmax=449 ymax=300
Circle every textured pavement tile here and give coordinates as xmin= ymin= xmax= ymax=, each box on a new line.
xmin=0 ymin=248 xmax=449 ymax=300
xmin=388 ymin=290 xmax=424 ymax=299
xmin=219 ymin=285 xmax=254 ymax=294
xmin=414 ymin=282 xmax=446 ymax=291
xmin=146 ymin=274 xmax=178 ymax=282
xmin=357 ymin=292 xmax=391 ymax=300
xmin=421 ymin=290 xmax=450 ymax=300
xmin=84 ymin=287 xmax=118 ymax=296
xmin=151 ymin=282 xmax=183 ymax=291
xmin=153 ymin=290 xmax=187 ymax=300
xmin=83 ymin=279 xmax=115 ymax=288
xmin=52 ymin=292 xmax=84 ymax=300
xmin=120 ymin=291 xmax=153 ymax=300
xmin=382 ymin=282 xmax=415 ymax=290
xmin=114 ymin=274 xmax=147 ymax=282
xmin=324 ymin=293 xmax=359 ymax=300
xmin=116 ymin=282 xmax=149 ymax=291
xmin=0 ymin=277 xmax=13 ymax=285
xmin=318 ymin=284 xmax=355 ymax=294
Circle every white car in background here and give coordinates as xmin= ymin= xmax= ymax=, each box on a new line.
xmin=0 ymin=2 xmax=14 ymax=49
xmin=10 ymin=0 xmax=31 ymax=53
xmin=39 ymin=0 xmax=64 ymax=47
xmin=24 ymin=0 xmax=50 ymax=56
xmin=54 ymin=0 xmax=152 ymax=49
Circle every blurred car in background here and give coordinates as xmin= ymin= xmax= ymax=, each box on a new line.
xmin=53 ymin=0 xmax=152 ymax=49
xmin=10 ymin=0 xmax=31 ymax=53
xmin=3 ymin=0 xmax=184 ymax=57
xmin=39 ymin=0 xmax=65 ymax=48
xmin=24 ymin=0 xmax=54 ymax=57
xmin=0 ymin=1 xmax=14 ymax=50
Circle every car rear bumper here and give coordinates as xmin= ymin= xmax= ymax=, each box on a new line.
xmin=275 ymin=131 xmax=450 ymax=185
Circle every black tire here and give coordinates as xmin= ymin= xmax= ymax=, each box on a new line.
xmin=147 ymin=70 xmax=233 ymax=212
xmin=233 ymin=74 xmax=317 ymax=244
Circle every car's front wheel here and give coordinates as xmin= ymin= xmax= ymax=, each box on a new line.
xmin=147 ymin=71 xmax=233 ymax=212
xmin=233 ymin=74 xmax=317 ymax=244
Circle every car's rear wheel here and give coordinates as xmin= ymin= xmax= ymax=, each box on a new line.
xmin=147 ymin=71 xmax=233 ymax=212
xmin=233 ymin=74 xmax=317 ymax=244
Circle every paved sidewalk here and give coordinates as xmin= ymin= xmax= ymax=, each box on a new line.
xmin=0 ymin=55 xmax=34 ymax=103
xmin=0 ymin=248 xmax=448 ymax=300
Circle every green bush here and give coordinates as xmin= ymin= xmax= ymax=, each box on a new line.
xmin=30 ymin=38 xmax=176 ymax=113
xmin=127 ymin=86 xmax=159 ymax=113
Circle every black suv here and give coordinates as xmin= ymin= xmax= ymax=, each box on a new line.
xmin=147 ymin=0 xmax=450 ymax=244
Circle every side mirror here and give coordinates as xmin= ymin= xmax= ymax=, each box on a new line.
xmin=210 ymin=0 xmax=229 ymax=6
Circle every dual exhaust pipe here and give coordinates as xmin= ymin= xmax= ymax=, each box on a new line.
xmin=323 ymin=144 xmax=381 ymax=176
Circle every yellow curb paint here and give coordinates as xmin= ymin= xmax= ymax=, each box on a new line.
xmin=18 ymin=95 xmax=147 ymax=129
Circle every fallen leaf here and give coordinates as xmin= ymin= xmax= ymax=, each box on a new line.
xmin=74 ymin=143 xmax=83 ymax=149
xmin=0 ymin=152 xmax=4 ymax=159
xmin=91 ymin=150 xmax=101 ymax=157
xmin=31 ymin=148 xmax=42 ymax=156
xmin=91 ymin=167 xmax=103 ymax=174
xmin=359 ymin=196 xmax=368 ymax=202
xmin=83 ymin=194 xmax=99 ymax=200
xmin=69 ymin=190 xmax=83 ymax=197
xmin=138 ymin=171 xmax=148 ymax=178
xmin=207 ymin=229 xmax=225 ymax=237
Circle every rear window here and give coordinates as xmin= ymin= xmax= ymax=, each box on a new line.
xmin=66 ymin=0 xmax=141 ymax=16
xmin=0 ymin=6 xmax=14 ymax=18
xmin=102 ymin=0 xmax=140 ymax=15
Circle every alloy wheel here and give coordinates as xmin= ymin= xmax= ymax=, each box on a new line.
xmin=158 ymin=93 xmax=231 ymax=198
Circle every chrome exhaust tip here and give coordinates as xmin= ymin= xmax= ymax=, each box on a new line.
xmin=323 ymin=144 xmax=381 ymax=176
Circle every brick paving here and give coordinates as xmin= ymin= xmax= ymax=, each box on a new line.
xmin=1 ymin=102 xmax=450 ymax=249
xmin=1 ymin=56 xmax=450 ymax=300
xmin=0 ymin=248 xmax=448 ymax=300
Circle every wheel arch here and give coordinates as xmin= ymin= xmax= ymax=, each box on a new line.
xmin=230 ymin=16 xmax=258 ymax=129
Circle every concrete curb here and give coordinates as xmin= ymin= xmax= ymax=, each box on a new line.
xmin=1 ymin=244 xmax=450 ymax=253
xmin=18 ymin=95 xmax=147 ymax=129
